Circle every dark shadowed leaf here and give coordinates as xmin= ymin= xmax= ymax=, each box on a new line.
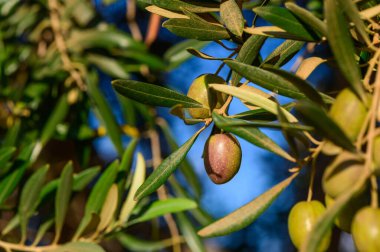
xmin=262 ymin=40 xmax=305 ymax=67
xmin=177 ymin=212 xmax=206 ymax=252
xmin=134 ymin=129 xmax=203 ymax=200
xmin=285 ymin=2 xmax=327 ymax=37
xmin=220 ymin=0 xmax=244 ymax=37
xmin=253 ymin=6 xmax=318 ymax=41
xmin=112 ymin=80 xmax=203 ymax=108
xmin=301 ymin=172 xmax=369 ymax=252
xmin=187 ymin=48 xmax=228 ymax=60
xmin=231 ymin=35 xmax=266 ymax=86
xmin=198 ymin=173 xmax=298 ymax=237
xmin=295 ymin=101 xmax=356 ymax=152
xmin=225 ymin=60 xmax=333 ymax=103
xmin=262 ymin=66 xmax=326 ymax=107
xmin=54 ymin=162 xmax=73 ymax=243
xmin=0 ymin=147 xmax=16 ymax=168
xmin=212 ymin=113 xmax=295 ymax=162
xmin=32 ymin=219 xmax=54 ymax=246
xmin=19 ymin=165 xmax=49 ymax=242
xmin=129 ymin=198 xmax=197 ymax=225
xmin=325 ymin=0 xmax=366 ymax=102
xmin=0 ymin=160 xmax=29 ymax=205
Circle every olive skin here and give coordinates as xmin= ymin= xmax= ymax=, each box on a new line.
xmin=187 ymin=74 xmax=227 ymax=119
xmin=322 ymin=151 xmax=364 ymax=198
xmin=352 ymin=207 xmax=380 ymax=252
xmin=288 ymin=201 xmax=331 ymax=251
xmin=203 ymin=133 xmax=242 ymax=184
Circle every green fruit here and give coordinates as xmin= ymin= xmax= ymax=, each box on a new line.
xmin=288 ymin=201 xmax=331 ymax=251
xmin=203 ymin=133 xmax=242 ymax=184
xmin=325 ymin=193 xmax=370 ymax=233
xmin=352 ymin=207 xmax=380 ymax=252
xmin=187 ymin=74 xmax=227 ymax=119
xmin=322 ymin=151 xmax=364 ymax=198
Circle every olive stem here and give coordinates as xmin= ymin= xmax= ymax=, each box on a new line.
xmin=214 ymin=51 xmax=237 ymax=75
xmin=306 ymin=144 xmax=322 ymax=202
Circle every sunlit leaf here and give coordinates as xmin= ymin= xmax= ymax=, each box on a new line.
xmin=262 ymin=40 xmax=304 ymax=67
xmin=116 ymin=233 xmax=179 ymax=251
xmin=51 ymin=242 xmax=105 ymax=252
xmin=98 ymin=184 xmax=118 ymax=231
xmin=296 ymin=57 xmax=327 ymax=80
xmin=135 ymin=129 xmax=203 ymax=200
xmin=231 ymin=102 xmax=296 ymax=121
xmin=112 ymin=80 xmax=203 ymax=108
xmin=198 ymin=173 xmax=298 ymax=237
xmin=220 ymin=0 xmax=244 ymax=37
xmin=146 ymin=5 xmax=189 ymax=19
xmin=146 ymin=0 xmax=219 ymax=13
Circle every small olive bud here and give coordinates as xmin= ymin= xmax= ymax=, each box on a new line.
xmin=203 ymin=133 xmax=242 ymax=184
xmin=288 ymin=201 xmax=331 ymax=251
xmin=351 ymin=207 xmax=380 ymax=251
xmin=187 ymin=74 xmax=227 ymax=119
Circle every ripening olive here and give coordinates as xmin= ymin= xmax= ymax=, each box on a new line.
xmin=288 ymin=201 xmax=331 ymax=251
xmin=322 ymin=88 xmax=367 ymax=156
xmin=325 ymin=193 xmax=370 ymax=233
xmin=187 ymin=74 xmax=227 ymax=119
xmin=322 ymin=151 xmax=364 ymax=198
xmin=203 ymin=133 xmax=242 ymax=184
xmin=352 ymin=207 xmax=380 ymax=252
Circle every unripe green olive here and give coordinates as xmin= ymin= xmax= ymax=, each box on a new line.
xmin=203 ymin=133 xmax=242 ymax=184
xmin=322 ymin=151 xmax=364 ymax=198
xmin=187 ymin=74 xmax=227 ymax=119
xmin=288 ymin=201 xmax=331 ymax=251
xmin=325 ymin=193 xmax=370 ymax=233
xmin=352 ymin=207 xmax=380 ymax=252
xmin=322 ymin=88 xmax=367 ymax=156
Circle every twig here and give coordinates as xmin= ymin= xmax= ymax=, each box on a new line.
xmin=126 ymin=0 xmax=143 ymax=41
xmin=48 ymin=0 xmax=86 ymax=91
xmin=145 ymin=14 xmax=161 ymax=47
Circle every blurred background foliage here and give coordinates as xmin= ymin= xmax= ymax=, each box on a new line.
xmin=0 ymin=0 xmax=374 ymax=251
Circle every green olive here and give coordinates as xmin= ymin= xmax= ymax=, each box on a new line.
xmin=187 ymin=74 xmax=227 ymax=119
xmin=322 ymin=151 xmax=364 ymax=198
xmin=288 ymin=201 xmax=331 ymax=251
xmin=203 ymin=133 xmax=242 ymax=184
xmin=325 ymin=193 xmax=370 ymax=233
xmin=322 ymin=88 xmax=367 ymax=156
xmin=352 ymin=207 xmax=380 ymax=252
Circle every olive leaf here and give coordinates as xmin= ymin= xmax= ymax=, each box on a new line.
xmin=116 ymin=233 xmax=178 ymax=251
xmin=220 ymin=0 xmax=244 ymax=37
xmin=261 ymin=40 xmax=305 ymax=67
xmin=112 ymin=80 xmax=204 ymax=108
xmin=198 ymin=173 xmax=298 ymax=237
xmin=177 ymin=212 xmax=206 ymax=252
xmin=134 ymin=128 xmax=203 ymax=200
xmin=147 ymin=0 xmax=219 ymax=13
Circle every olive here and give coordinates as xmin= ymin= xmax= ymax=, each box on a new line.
xmin=325 ymin=192 xmax=370 ymax=233
xmin=352 ymin=207 xmax=380 ymax=251
xmin=187 ymin=74 xmax=227 ymax=119
xmin=322 ymin=151 xmax=364 ymax=198
xmin=322 ymin=88 xmax=367 ymax=155
xmin=288 ymin=201 xmax=331 ymax=251
xmin=203 ymin=133 xmax=242 ymax=184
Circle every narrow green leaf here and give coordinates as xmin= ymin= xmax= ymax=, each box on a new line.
xmin=118 ymin=138 xmax=138 ymax=194
xmin=87 ymin=54 xmax=129 ymax=79
xmin=231 ymin=102 xmax=296 ymax=121
xmin=187 ymin=48 xmax=228 ymax=61
xmin=325 ymin=0 xmax=366 ymax=102
xmin=0 ymin=147 xmax=16 ymax=168
xmin=129 ymin=198 xmax=197 ymax=225
xmin=119 ymin=153 xmax=146 ymax=224
xmin=146 ymin=5 xmax=189 ymax=19
xmin=112 ymin=80 xmax=203 ymax=108
xmin=262 ymin=40 xmax=305 ymax=67
xmin=0 ymin=160 xmax=28 ymax=205
xmin=150 ymin=0 xmax=219 ymax=13
xmin=40 ymin=93 xmax=69 ymax=145
xmin=162 ymin=18 xmax=230 ymax=41
xmin=295 ymin=101 xmax=356 ymax=152
xmin=225 ymin=60 xmax=333 ymax=103
xmin=98 ymin=184 xmax=118 ymax=231
xmin=164 ymin=39 xmax=209 ymax=70
xmin=212 ymin=113 xmax=295 ymax=162
xmin=285 ymin=2 xmax=327 ymax=37
xmin=231 ymin=35 xmax=266 ymax=86
xmin=337 ymin=0 xmax=371 ymax=45
xmin=220 ymin=0 xmax=244 ymax=37
xmin=135 ymin=129 xmax=202 ymax=200
xmin=198 ymin=173 xmax=298 ymax=237
xmin=116 ymin=233 xmax=178 ymax=251
xmin=262 ymin=66 xmax=326 ymax=107
xmin=74 ymin=160 xmax=119 ymax=239
xmin=87 ymin=75 xmax=123 ymax=154
xmin=54 ymin=162 xmax=73 ymax=243
xmin=253 ymin=6 xmax=318 ymax=41
xmin=210 ymin=84 xmax=297 ymax=122
xmin=244 ymin=26 xmax=314 ymax=41
xmin=3 ymin=118 xmax=20 ymax=147
xmin=19 ymin=165 xmax=49 ymax=243
xmin=301 ymin=172 xmax=369 ymax=252
xmin=50 ymin=242 xmax=105 ymax=252
xmin=177 ymin=212 xmax=206 ymax=252
xmin=2 ymin=215 xmax=19 ymax=236
xmin=32 ymin=219 xmax=54 ymax=246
